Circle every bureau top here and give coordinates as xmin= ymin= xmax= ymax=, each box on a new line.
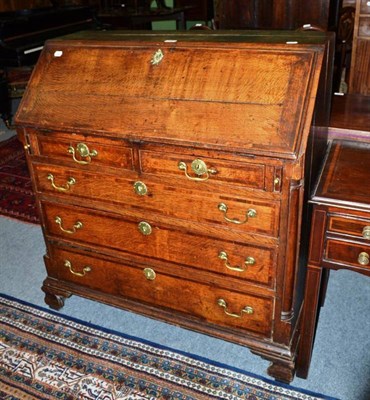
xmin=15 ymin=30 xmax=329 ymax=160
xmin=312 ymin=140 xmax=370 ymax=211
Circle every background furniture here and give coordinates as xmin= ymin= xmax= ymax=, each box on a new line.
xmin=297 ymin=139 xmax=370 ymax=377
xmin=0 ymin=4 xmax=97 ymax=127
xmin=349 ymin=0 xmax=370 ymax=94
xmin=174 ymin=0 xmax=214 ymax=25
xmin=15 ymin=30 xmax=332 ymax=383
xmin=213 ymin=0 xmax=341 ymax=30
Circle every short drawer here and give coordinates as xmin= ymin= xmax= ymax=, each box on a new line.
xmin=324 ymin=239 xmax=370 ymax=270
xmin=42 ymin=201 xmax=276 ymax=287
xmin=36 ymin=166 xmax=280 ymax=237
xmin=34 ymin=132 xmax=134 ymax=170
xmin=140 ymin=149 xmax=269 ymax=191
xmin=47 ymin=244 xmax=273 ymax=337
xmin=328 ymin=215 xmax=370 ymax=241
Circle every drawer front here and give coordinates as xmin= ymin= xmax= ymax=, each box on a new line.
xmin=325 ymin=239 xmax=370 ymax=270
xmin=328 ymin=215 xmax=370 ymax=240
xmin=140 ymin=150 xmax=268 ymax=191
xmin=47 ymin=244 xmax=273 ymax=336
xmin=35 ymin=133 xmax=134 ymax=170
xmin=42 ymin=202 xmax=276 ymax=287
xmin=36 ymin=165 xmax=280 ymax=237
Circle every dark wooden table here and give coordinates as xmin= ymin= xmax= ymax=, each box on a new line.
xmin=329 ymin=93 xmax=370 ymax=142
xmin=297 ymin=139 xmax=370 ymax=378
xmin=98 ymin=6 xmax=192 ymax=30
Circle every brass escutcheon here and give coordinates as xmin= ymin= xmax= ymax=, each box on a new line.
xmin=273 ymin=177 xmax=281 ymax=191
xmin=358 ymin=252 xmax=369 ymax=266
xmin=362 ymin=226 xmax=370 ymax=240
xmin=143 ymin=267 xmax=156 ymax=281
xmin=218 ymin=251 xmax=255 ymax=272
xmin=134 ymin=181 xmax=148 ymax=196
xmin=151 ymin=49 xmax=164 ymax=65
xmin=68 ymin=143 xmax=98 ymax=165
xmin=178 ymin=159 xmax=217 ymax=182
xmin=217 ymin=298 xmax=254 ymax=318
xmin=218 ymin=203 xmax=257 ymax=225
xmin=138 ymin=221 xmax=152 ymax=235
xmin=47 ymin=173 xmax=76 ymax=192
xmin=64 ymin=260 xmax=91 ymax=277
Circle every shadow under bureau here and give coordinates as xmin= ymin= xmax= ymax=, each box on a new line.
xmin=15 ymin=30 xmax=333 ymax=382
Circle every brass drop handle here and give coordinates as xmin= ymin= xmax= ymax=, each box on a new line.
xmin=218 ymin=251 xmax=255 ymax=272
xmin=218 ymin=203 xmax=257 ymax=225
xmin=64 ymin=260 xmax=91 ymax=277
xmin=217 ymin=298 xmax=254 ymax=318
xmin=134 ymin=181 xmax=148 ymax=196
xmin=138 ymin=221 xmax=152 ymax=235
xmin=47 ymin=173 xmax=76 ymax=192
xmin=68 ymin=143 xmax=98 ymax=165
xmin=358 ymin=252 xmax=369 ymax=266
xmin=55 ymin=216 xmax=83 ymax=234
xmin=178 ymin=159 xmax=217 ymax=182
xmin=143 ymin=268 xmax=156 ymax=281
xmin=362 ymin=226 xmax=370 ymax=240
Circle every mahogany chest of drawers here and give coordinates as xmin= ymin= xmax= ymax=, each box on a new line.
xmin=15 ymin=30 xmax=333 ymax=382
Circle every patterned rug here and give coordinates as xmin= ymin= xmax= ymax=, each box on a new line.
xmin=0 ymin=135 xmax=39 ymax=224
xmin=0 ymin=294 xmax=338 ymax=400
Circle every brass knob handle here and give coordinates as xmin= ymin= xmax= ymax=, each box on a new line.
xmin=64 ymin=260 xmax=91 ymax=277
xmin=178 ymin=159 xmax=217 ymax=182
xmin=362 ymin=226 xmax=370 ymax=240
xmin=55 ymin=216 xmax=83 ymax=234
xmin=217 ymin=298 xmax=254 ymax=318
xmin=138 ymin=221 xmax=152 ymax=235
xmin=218 ymin=251 xmax=255 ymax=272
xmin=134 ymin=181 xmax=148 ymax=196
xmin=143 ymin=268 xmax=156 ymax=280
xmin=68 ymin=143 xmax=98 ymax=165
xmin=218 ymin=203 xmax=257 ymax=225
xmin=358 ymin=252 xmax=369 ymax=266
xmin=47 ymin=173 xmax=76 ymax=192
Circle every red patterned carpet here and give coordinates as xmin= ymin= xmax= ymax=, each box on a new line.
xmin=0 ymin=135 xmax=39 ymax=224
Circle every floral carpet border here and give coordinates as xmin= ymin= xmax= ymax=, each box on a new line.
xmin=0 ymin=293 xmax=339 ymax=400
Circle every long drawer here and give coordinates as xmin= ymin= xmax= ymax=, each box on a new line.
xmin=42 ymin=201 xmax=276 ymax=287
xmin=34 ymin=164 xmax=280 ymax=237
xmin=47 ymin=243 xmax=273 ymax=337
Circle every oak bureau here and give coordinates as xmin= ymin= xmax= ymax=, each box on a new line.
xmin=15 ymin=30 xmax=334 ymax=382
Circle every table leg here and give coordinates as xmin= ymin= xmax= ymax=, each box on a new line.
xmin=296 ymin=264 xmax=323 ymax=378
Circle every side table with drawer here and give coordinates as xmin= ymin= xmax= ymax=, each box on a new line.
xmin=297 ymin=139 xmax=370 ymax=378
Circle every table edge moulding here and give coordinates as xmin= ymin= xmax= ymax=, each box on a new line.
xmin=14 ymin=30 xmax=335 ymax=383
